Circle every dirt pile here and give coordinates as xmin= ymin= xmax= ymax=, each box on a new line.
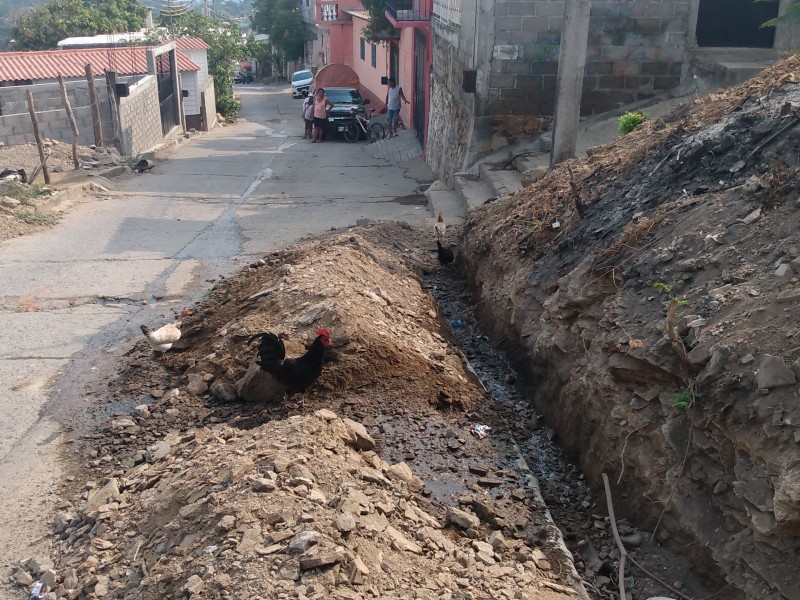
xmin=173 ymin=229 xmax=480 ymax=411
xmin=32 ymin=411 xmax=571 ymax=600
xmin=15 ymin=228 xmax=586 ymax=600
xmin=460 ymin=56 xmax=800 ymax=598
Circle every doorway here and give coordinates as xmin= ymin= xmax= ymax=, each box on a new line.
xmin=696 ymin=0 xmax=779 ymax=48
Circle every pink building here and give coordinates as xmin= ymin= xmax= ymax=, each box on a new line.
xmin=314 ymin=0 xmax=431 ymax=145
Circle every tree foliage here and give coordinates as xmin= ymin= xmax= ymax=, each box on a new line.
xmin=11 ymin=0 xmax=147 ymax=50
xmin=252 ymin=0 xmax=306 ymax=68
xmin=759 ymin=0 xmax=800 ymax=27
xmin=358 ymin=0 xmax=397 ymax=44
xmin=161 ymin=10 xmax=250 ymax=120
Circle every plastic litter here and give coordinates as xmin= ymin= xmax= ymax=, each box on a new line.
xmin=30 ymin=582 xmax=47 ymax=599
xmin=470 ymin=423 xmax=492 ymax=439
xmin=451 ymin=319 xmax=466 ymax=328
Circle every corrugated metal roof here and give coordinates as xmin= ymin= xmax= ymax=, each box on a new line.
xmin=0 ymin=46 xmax=200 ymax=83
xmin=58 ymin=34 xmax=211 ymax=52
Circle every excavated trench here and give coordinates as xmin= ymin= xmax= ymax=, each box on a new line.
xmin=422 ymin=266 xmax=727 ymax=600
xmin=44 ymin=221 xmax=738 ymax=600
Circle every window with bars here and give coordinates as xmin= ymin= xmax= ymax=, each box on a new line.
xmin=360 ymin=38 xmax=365 ymax=60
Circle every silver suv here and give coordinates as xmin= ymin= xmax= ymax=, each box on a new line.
xmin=291 ymin=70 xmax=314 ymax=98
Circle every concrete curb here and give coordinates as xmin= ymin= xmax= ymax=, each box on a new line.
xmin=454 ymin=173 xmax=493 ymax=211
xmin=479 ymin=164 xmax=523 ymax=198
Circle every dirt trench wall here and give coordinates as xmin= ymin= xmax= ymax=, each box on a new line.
xmin=459 ymin=69 xmax=800 ymax=599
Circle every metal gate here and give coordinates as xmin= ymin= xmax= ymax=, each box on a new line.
xmin=696 ymin=0 xmax=779 ymax=48
xmin=156 ymin=52 xmax=177 ymax=135
xmin=413 ymin=30 xmax=427 ymax=143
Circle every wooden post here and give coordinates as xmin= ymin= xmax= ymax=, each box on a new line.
xmin=105 ymin=70 xmax=122 ymax=151
xmin=25 ymin=90 xmax=50 ymax=185
xmin=85 ymin=63 xmax=103 ymax=147
xmin=57 ymin=73 xmax=80 ymax=169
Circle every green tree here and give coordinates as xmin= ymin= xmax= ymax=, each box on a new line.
xmin=252 ymin=0 xmax=305 ymax=71
xmin=358 ymin=0 xmax=396 ymax=44
xmin=12 ymin=0 xmax=146 ymax=50
xmin=161 ymin=10 xmax=250 ymax=120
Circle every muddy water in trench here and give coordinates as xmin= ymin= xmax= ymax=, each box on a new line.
xmin=420 ymin=267 xmax=723 ymax=600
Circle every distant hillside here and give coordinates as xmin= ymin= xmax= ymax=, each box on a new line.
xmin=0 ymin=0 xmax=45 ymax=18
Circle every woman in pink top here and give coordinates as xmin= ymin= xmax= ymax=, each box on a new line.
xmin=312 ymin=88 xmax=334 ymax=143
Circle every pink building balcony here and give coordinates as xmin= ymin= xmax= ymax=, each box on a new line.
xmin=385 ymin=0 xmax=431 ymax=26
xmin=317 ymin=1 xmax=341 ymax=23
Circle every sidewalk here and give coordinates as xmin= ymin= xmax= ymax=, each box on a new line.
xmin=363 ymin=128 xmax=424 ymax=163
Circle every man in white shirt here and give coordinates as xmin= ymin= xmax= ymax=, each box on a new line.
xmin=384 ymin=77 xmax=409 ymax=138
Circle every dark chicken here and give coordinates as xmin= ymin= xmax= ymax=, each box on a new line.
xmin=436 ymin=240 xmax=454 ymax=266
xmin=255 ymin=328 xmax=331 ymax=402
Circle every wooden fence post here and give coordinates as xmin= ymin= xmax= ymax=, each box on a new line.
xmin=85 ymin=63 xmax=103 ymax=147
xmin=57 ymin=73 xmax=80 ymax=169
xmin=25 ymin=90 xmax=50 ymax=185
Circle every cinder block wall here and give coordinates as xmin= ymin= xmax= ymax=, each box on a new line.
xmin=489 ymin=0 xmax=690 ymax=115
xmin=118 ymin=76 xmax=163 ymax=156
xmin=0 ymin=80 xmax=114 ymax=147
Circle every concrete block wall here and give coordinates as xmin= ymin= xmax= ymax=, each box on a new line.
xmin=199 ymin=76 xmax=217 ymax=132
xmin=488 ymin=0 xmax=690 ymax=115
xmin=0 ymin=80 xmax=114 ymax=147
xmin=118 ymin=75 xmax=163 ymax=156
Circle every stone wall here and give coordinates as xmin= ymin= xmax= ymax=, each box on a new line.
xmin=427 ymin=22 xmax=475 ymax=184
xmin=489 ymin=0 xmax=690 ymax=116
xmin=0 ymin=80 xmax=114 ymax=147
xmin=118 ymin=75 xmax=163 ymax=156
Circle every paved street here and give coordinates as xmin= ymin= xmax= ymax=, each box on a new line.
xmin=0 ymin=82 xmax=433 ymax=587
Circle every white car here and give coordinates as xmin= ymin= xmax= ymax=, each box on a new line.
xmin=291 ymin=70 xmax=314 ymax=98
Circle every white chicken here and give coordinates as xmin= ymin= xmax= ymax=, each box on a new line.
xmin=141 ymin=321 xmax=182 ymax=357
xmin=434 ymin=212 xmax=446 ymax=242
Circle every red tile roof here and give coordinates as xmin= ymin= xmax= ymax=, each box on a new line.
xmin=174 ymin=37 xmax=211 ymax=50
xmin=0 ymin=46 xmax=200 ymax=83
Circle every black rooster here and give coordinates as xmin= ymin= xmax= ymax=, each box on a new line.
xmin=436 ymin=240 xmax=454 ymax=266
xmin=255 ymin=328 xmax=331 ymax=404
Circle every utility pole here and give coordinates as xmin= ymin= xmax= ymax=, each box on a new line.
xmin=549 ymin=0 xmax=592 ymax=170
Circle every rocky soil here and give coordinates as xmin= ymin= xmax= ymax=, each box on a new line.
xmin=0 ymin=140 xmax=123 ymax=242
xmin=460 ymin=56 xmax=800 ymax=599
xmin=8 ymin=228 xmax=590 ymax=600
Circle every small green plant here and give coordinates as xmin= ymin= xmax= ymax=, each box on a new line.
xmin=671 ymin=388 xmax=699 ymax=413
xmin=16 ymin=209 xmax=60 ymax=226
xmin=652 ymin=281 xmax=689 ymax=305
xmin=618 ymin=110 xmax=650 ymax=135
xmin=1 ymin=183 xmax=51 ymax=205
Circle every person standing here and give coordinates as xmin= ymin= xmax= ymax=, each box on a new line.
xmin=312 ymin=88 xmax=334 ymax=143
xmin=384 ymin=77 xmax=409 ymax=138
xmin=302 ymin=95 xmax=314 ymax=139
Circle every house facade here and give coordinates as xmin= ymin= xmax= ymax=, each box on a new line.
xmin=426 ymin=0 xmax=800 ymax=183
xmin=0 ymin=41 xmax=211 ymax=154
xmin=301 ymin=0 xmax=427 ymax=142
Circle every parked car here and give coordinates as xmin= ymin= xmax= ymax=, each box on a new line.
xmin=320 ymin=87 xmax=369 ymax=138
xmin=291 ymin=70 xmax=314 ymax=98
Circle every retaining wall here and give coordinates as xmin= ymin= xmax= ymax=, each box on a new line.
xmin=0 ymin=80 xmax=114 ymax=147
